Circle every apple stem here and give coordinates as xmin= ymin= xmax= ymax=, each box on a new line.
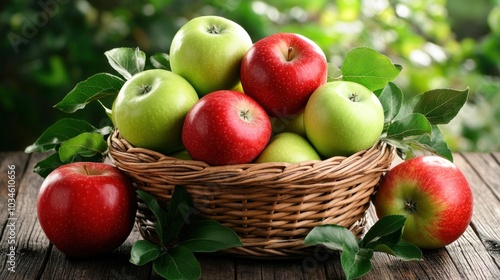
xmin=208 ymin=25 xmax=220 ymax=34
xmin=82 ymin=164 xmax=90 ymax=175
xmin=349 ymin=92 xmax=360 ymax=102
xmin=287 ymin=47 xmax=293 ymax=61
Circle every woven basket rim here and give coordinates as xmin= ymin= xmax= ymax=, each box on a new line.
xmin=107 ymin=129 xmax=395 ymax=188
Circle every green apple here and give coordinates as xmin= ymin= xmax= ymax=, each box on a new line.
xmin=271 ymin=112 xmax=306 ymax=137
xmin=169 ymin=16 xmax=253 ymax=96
xmin=283 ymin=112 xmax=306 ymax=137
xmin=112 ymin=69 xmax=199 ymax=154
xmin=168 ymin=149 xmax=192 ymax=160
xmin=254 ymin=132 xmax=321 ymax=164
xmin=304 ymin=81 xmax=384 ymax=157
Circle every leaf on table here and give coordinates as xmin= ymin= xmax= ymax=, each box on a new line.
xmin=152 ymin=246 xmax=201 ymax=280
xmin=180 ymin=219 xmax=243 ymax=252
xmin=341 ymin=247 xmax=373 ymax=280
xmin=362 ymin=215 xmax=407 ymax=247
xmin=54 ymin=73 xmax=124 ymax=113
xmin=25 ymin=118 xmax=102 ymax=153
xmin=412 ymin=88 xmax=469 ymax=125
xmin=150 ymin=53 xmax=171 ymax=70
xmin=386 ymin=113 xmax=432 ymax=139
xmin=373 ymin=240 xmax=422 ymax=261
xmin=342 ymin=47 xmax=402 ymax=91
xmin=105 ymin=47 xmax=146 ymax=80
xmin=303 ymin=215 xmax=422 ymax=279
xmin=130 ymin=239 xmax=163 ymax=266
xmin=304 ymin=224 xmax=359 ymax=252
xmin=58 ymin=132 xmax=107 ymax=162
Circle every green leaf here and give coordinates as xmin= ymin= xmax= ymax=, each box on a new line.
xmin=136 ymin=190 xmax=169 ymax=244
xmin=25 ymin=118 xmax=103 ymax=153
xmin=327 ymin=62 xmax=342 ymax=81
xmin=105 ymin=47 xmax=146 ymax=79
xmin=362 ymin=215 xmax=407 ymax=247
xmin=98 ymin=100 xmax=114 ymax=124
xmin=361 ymin=215 xmax=422 ymax=262
xmin=386 ymin=113 xmax=432 ymax=139
xmin=165 ymin=201 xmax=192 ymax=243
xmin=395 ymin=93 xmax=420 ymax=122
xmin=180 ymin=220 xmax=243 ymax=252
xmin=304 ymin=224 xmax=359 ymax=252
xmin=167 ymin=186 xmax=194 ymax=215
xmin=373 ymin=240 xmax=422 ymax=261
xmin=54 ymin=73 xmax=124 ymax=113
xmin=379 ymin=82 xmax=403 ymax=126
xmin=150 ymin=53 xmax=171 ymax=70
xmin=342 ymin=47 xmax=402 ymax=91
xmin=152 ymin=246 xmax=201 ymax=280
xmin=341 ymin=247 xmax=373 ymax=280
xmin=163 ymin=186 xmax=195 ymax=242
xmin=130 ymin=240 xmax=163 ymax=266
xmin=381 ymin=138 xmax=414 ymax=160
xmin=58 ymin=132 xmax=107 ymax=162
xmin=411 ymin=125 xmax=453 ymax=162
xmin=33 ymin=153 xmax=63 ymax=178
xmin=413 ymin=88 xmax=469 ymax=125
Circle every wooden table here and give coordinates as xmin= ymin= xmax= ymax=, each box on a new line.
xmin=1 ymin=151 xmax=499 ymax=279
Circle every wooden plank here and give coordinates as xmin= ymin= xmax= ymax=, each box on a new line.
xmin=458 ymin=153 xmax=500 ymax=269
xmin=465 ymin=153 xmax=500 ymax=198
xmin=0 ymin=152 xmax=30 ymax=219
xmin=0 ymin=152 xmax=31 ymax=278
xmin=491 ymin=152 xmax=500 ymax=160
xmin=321 ymin=251 xmax=347 ymax=279
xmin=39 ymin=228 xmax=150 ymax=280
xmin=262 ymin=257 xmax=328 ymax=280
xmin=234 ymin=257 xmax=270 ymax=280
xmin=0 ymin=152 xmax=51 ymax=279
xmin=233 ymin=256 xmax=329 ymax=280
xmin=198 ymin=255 xmax=235 ymax=280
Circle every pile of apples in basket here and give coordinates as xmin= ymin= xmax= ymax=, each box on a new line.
xmin=28 ymin=15 xmax=472 ymax=279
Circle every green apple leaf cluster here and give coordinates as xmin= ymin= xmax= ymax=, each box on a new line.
xmin=25 ymin=47 xmax=169 ymax=177
xmin=304 ymin=215 xmax=422 ymax=280
xmin=329 ymin=47 xmax=469 ymax=162
xmin=24 ymin=118 xmax=111 ymax=177
xmin=130 ymin=186 xmax=242 ymax=280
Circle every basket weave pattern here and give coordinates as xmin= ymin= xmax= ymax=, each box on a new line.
xmin=108 ymin=129 xmax=395 ymax=258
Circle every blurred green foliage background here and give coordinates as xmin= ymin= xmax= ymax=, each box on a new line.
xmin=1 ymin=0 xmax=499 ymax=152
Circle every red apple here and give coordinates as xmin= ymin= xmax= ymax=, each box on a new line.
xmin=37 ymin=162 xmax=137 ymax=258
xmin=373 ymin=156 xmax=474 ymax=249
xmin=182 ymin=90 xmax=272 ymax=165
xmin=240 ymin=33 xmax=328 ymax=117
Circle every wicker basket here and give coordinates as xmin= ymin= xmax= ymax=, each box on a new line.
xmin=107 ymin=129 xmax=395 ymax=258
